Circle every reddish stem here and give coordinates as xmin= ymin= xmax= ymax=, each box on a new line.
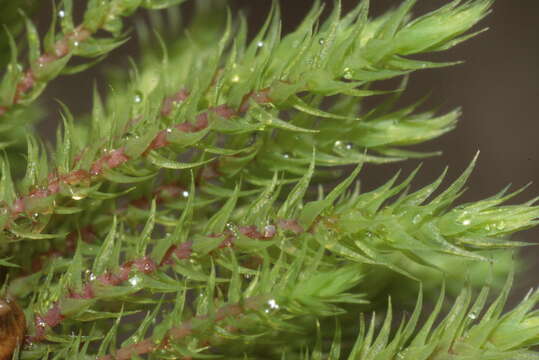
xmin=27 ymin=219 xmax=299 ymax=342
xmin=98 ymin=297 xmax=264 ymax=360
xmin=5 ymin=26 xmax=92 ymax=111
xmin=3 ymin=87 xmax=272 ymax=231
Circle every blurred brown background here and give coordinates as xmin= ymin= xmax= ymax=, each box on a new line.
xmin=41 ymin=1 xmax=539 ymax=290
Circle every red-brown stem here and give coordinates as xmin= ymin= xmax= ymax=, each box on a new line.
xmin=3 ymin=88 xmax=272 ymax=230
xmin=98 ymin=297 xmax=264 ymax=360
xmin=5 ymin=25 xmax=92 ymax=111
xmin=27 ymin=219 xmax=300 ymax=342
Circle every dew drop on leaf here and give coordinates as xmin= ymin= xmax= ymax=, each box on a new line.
xmin=264 ymin=298 xmax=280 ymax=313
xmin=70 ymin=189 xmax=86 ymax=201
xmin=318 ymin=38 xmax=325 ymax=45
xmin=129 ymin=275 xmax=141 ymax=286
xmin=58 ymin=10 xmax=65 ymax=18
xmin=181 ymin=190 xmax=189 ymax=198
xmin=267 ymin=299 xmax=279 ymax=309
xmin=457 ymin=212 xmax=471 ymax=226
xmin=263 ymin=224 xmax=276 ymax=238
xmin=256 ymin=41 xmax=264 ymax=48
xmin=134 ymin=92 xmax=143 ymax=104
xmin=333 ymin=140 xmax=345 ymax=153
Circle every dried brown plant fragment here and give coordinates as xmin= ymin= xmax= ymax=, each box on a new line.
xmin=0 ymin=298 xmax=25 ymax=360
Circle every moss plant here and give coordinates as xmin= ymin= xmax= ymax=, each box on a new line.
xmin=1 ymin=0 xmax=539 ymax=359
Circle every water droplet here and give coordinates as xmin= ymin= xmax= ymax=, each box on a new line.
xmin=166 ymin=128 xmax=172 ymax=133
xmin=457 ymin=213 xmax=471 ymax=226
xmin=318 ymin=38 xmax=325 ymax=45
xmin=263 ymin=224 xmax=276 ymax=238
xmin=231 ymin=75 xmax=240 ymax=83
xmin=333 ymin=140 xmax=347 ymax=153
xmin=129 ymin=275 xmax=141 ymax=286
xmin=181 ymin=190 xmax=189 ymax=198
xmin=468 ymin=311 xmax=477 ymax=320
xmin=282 ymin=152 xmax=291 ymax=159
xmin=256 ymin=41 xmax=264 ymax=48
xmin=70 ymin=188 xmax=86 ymax=201
xmin=265 ymin=299 xmax=280 ymax=313
xmin=89 ymin=273 xmax=96 ymax=281
xmin=267 ymin=299 xmax=280 ymax=309
xmin=343 ymin=67 xmax=353 ymax=80
xmin=73 ymin=41 xmax=79 ymax=47
xmin=58 ymin=10 xmax=65 ymax=18
xmin=31 ymin=212 xmax=39 ymax=220
xmin=142 ymin=263 xmax=153 ymax=273
xmin=345 ymin=142 xmax=354 ymax=150
xmin=36 ymin=317 xmax=46 ymax=328
xmin=134 ymin=92 xmax=143 ymax=104
xmin=364 ymin=231 xmax=373 ymax=239
xmin=71 ymin=193 xmax=85 ymax=201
